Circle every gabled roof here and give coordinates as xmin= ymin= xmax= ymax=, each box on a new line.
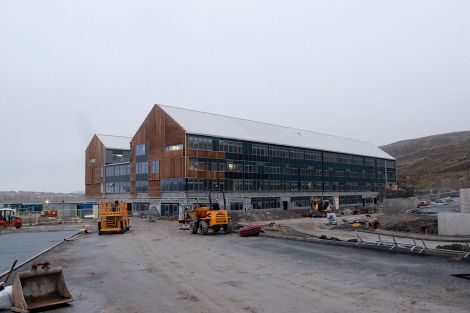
xmin=96 ymin=134 xmax=131 ymax=150
xmin=159 ymin=105 xmax=394 ymax=160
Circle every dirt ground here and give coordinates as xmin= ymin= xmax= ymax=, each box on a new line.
xmin=10 ymin=218 xmax=470 ymax=313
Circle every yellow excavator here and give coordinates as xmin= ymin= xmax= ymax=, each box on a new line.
xmin=187 ymin=189 xmax=232 ymax=235
xmin=310 ymin=197 xmax=331 ymax=218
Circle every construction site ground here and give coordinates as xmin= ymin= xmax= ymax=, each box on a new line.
xmin=4 ymin=218 xmax=470 ymax=313
xmin=253 ymin=215 xmax=470 ymax=249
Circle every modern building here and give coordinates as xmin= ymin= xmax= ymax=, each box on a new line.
xmin=85 ymin=134 xmax=131 ymax=198
xmin=84 ymin=105 xmax=397 ymax=216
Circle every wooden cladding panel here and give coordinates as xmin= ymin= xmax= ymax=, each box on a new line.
xmin=163 ymin=150 xmax=184 ymax=159
xmin=149 ymin=180 xmax=161 ymax=197
xmin=149 ymin=147 xmax=164 ymax=160
xmin=160 ymin=157 xmax=185 ymax=179
xmin=186 ymin=149 xmax=225 ymax=159
xmin=164 ymin=111 xmax=185 ymax=146
xmin=148 ymin=172 xmax=160 ymax=181
xmin=85 ymin=135 xmax=104 ymax=197
xmin=130 ymin=105 xmax=187 ymax=196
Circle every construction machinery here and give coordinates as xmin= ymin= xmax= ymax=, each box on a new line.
xmin=12 ymin=262 xmax=73 ymax=311
xmin=98 ymin=200 xmax=129 ymax=235
xmin=187 ymin=189 xmax=232 ymax=235
xmin=309 ymin=197 xmax=331 ymax=218
xmin=40 ymin=209 xmax=58 ymax=218
xmin=0 ymin=208 xmax=22 ymax=229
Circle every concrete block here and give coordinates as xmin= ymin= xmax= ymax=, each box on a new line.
xmin=383 ymin=197 xmax=418 ymax=216
xmin=460 ymin=188 xmax=470 ymax=213
xmin=438 ymin=212 xmax=470 ymax=236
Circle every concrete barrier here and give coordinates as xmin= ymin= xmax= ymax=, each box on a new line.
xmin=460 ymin=188 xmax=470 ymax=213
xmin=438 ymin=212 xmax=470 ymax=236
xmin=383 ymin=197 xmax=418 ymax=216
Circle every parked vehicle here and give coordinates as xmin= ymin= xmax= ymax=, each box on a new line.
xmin=98 ymin=201 xmax=129 ymax=235
xmin=187 ymin=190 xmax=232 ymax=235
xmin=0 ymin=208 xmax=22 ymax=229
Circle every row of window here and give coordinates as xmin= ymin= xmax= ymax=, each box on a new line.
xmin=135 ymin=160 xmax=161 ymax=175
xmin=187 ymin=136 xmax=396 ymax=170
xmin=251 ymin=197 xmax=280 ymax=210
xmin=189 ymin=158 xmax=387 ymax=179
xmin=105 ymin=182 xmax=131 ymax=194
xmin=105 ymin=164 xmax=130 ymax=177
xmin=165 ymin=144 xmax=183 ymax=152
xmin=183 ymin=179 xmax=383 ymax=192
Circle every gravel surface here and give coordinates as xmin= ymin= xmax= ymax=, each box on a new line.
xmin=8 ymin=218 xmax=470 ymax=313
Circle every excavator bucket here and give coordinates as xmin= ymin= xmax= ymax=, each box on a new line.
xmin=12 ymin=266 xmax=73 ymax=311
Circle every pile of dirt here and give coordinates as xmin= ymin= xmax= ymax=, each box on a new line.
xmin=232 ymin=209 xmax=309 ymax=223
xmin=436 ymin=244 xmax=470 ymax=252
xmin=379 ymin=215 xmax=438 ymax=235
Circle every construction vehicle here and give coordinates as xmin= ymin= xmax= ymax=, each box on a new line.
xmin=0 ymin=208 xmax=22 ymax=229
xmin=98 ymin=200 xmax=129 ymax=235
xmin=187 ymin=189 xmax=232 ymax=235
xmin=309 ymin=197 xmax=331 ymax=218
xmin=40 ymin=209 xmax=58 ymax=218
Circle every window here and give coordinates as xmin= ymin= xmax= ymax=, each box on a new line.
xmin=251 ymin=197 xmax=280 ymax=210
xmin=188 ymin=136 xmax=213 ymax=151
xmin=151 ymin=160 xmax=160 ymax=173
xmin=230 ymin=202 xmax=243 ymax=211
xmin=135 ymin=180 xmax=148 ymax=193
xmin=135 ymin=143 xmax=147 ymax=156
xmin=292 ymin=197 xmax=310 ymax=208
xmin=161 ymin=203 xmax=179 ymax=217
xmin=269 ymin=146 xmax=289 ymax=158
xmin=290 ymin=148 xmax=304 ymax=160
xmin=324 ymin=153 xmax=337 ymax=163
xmin=305 ymin=151 xmax=322 ymax=161
xmin=136 ymin=161 xmax=148 ymax=174
xmin=164 ymin=144 xmax=183 ymax=152
xmin=161 ymin=179 xmax=186 ymax=192
xmin=188 ymin=179 xmax=204 ymax=191
xmin=89 ymin=158 xmax=96 ymax=164
xmin=252 ymin=144 xmax=268 ymax=156
xmin=219 ymin=140 xmax=243 ymax=154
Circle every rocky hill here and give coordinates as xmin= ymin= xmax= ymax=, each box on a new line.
xmin=381 ymin=131 xmax=470 ymax=191
xmin=0 ymin=191 xmax=85 ymax=204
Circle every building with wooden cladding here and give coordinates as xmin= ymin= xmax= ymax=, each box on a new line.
xmin=85 ymin=134 xmax=131 ymax=198
xmin=91 ymin=104 xmax=395 ymax=217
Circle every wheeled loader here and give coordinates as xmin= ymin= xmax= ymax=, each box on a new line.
xmin=187 ymin=190 xmax=232 ymax=235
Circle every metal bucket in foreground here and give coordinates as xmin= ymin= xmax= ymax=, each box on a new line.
xmin=12 ymin=266 xmax=73 ymax=311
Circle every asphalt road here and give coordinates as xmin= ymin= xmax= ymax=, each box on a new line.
xmin=9 ymin=219 xmax=470 ymax=313
xmin=0 ymin=230 xmax=78 ymax=275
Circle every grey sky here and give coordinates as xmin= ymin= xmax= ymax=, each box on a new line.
xmin=1 ymin=1 xmax=469 ymax=192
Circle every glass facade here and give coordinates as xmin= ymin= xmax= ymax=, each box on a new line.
xmin=167 ymin=134 xmax=396 ymax=193
xmin=105 ymin=149 xmax=130 ymax=165
xmin=105 ymin=163 xmax=130 ymax=193
xmin=135 ymin=142 xmax=148 ymax=193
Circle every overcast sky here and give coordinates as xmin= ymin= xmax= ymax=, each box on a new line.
xmin=1 ymin=0 xmax=469 ymax=192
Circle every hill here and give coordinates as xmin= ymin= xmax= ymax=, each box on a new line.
xmin=381 ymin=131 xmax=470 ymax=191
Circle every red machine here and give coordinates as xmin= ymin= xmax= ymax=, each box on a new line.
xmin=0 ymin=208 xmax=23 ymax=229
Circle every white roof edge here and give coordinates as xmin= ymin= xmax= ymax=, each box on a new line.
xmin=187 ymin=131 xmax=395 ymax=160
xmin=96 ymin=134 xmax=131 ymax=150
xmin=159 ymin=105 xmax=395 ymax=160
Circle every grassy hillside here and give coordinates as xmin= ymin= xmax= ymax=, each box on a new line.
xmin=381 ymin=131 xmax=470 ymax=190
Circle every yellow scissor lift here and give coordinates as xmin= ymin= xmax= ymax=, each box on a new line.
xmin=98 ymin=200 xmax=130 ymax=235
